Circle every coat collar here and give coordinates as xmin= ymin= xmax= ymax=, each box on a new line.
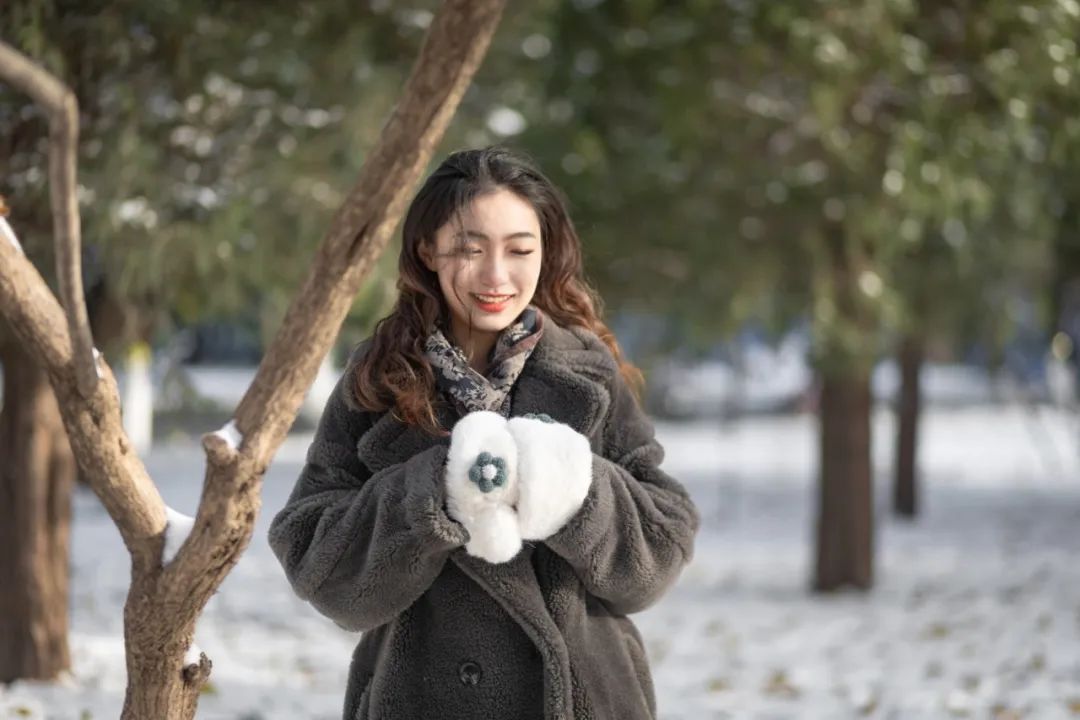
xmin=355 ymin=320 xmax=614 ymax=473
xmin=509 ymin=320 xmax=612 ymax=442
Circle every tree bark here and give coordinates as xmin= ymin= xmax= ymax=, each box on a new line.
xmin=120 ymin=572 xmax=211 ymax=720
xmin=894 ymin=333 xmax=923 ymax=517
xmin=0 ymin=339 xmax=75 ymax=682
xmin=814 ymin=368 xmax=874 ymax=591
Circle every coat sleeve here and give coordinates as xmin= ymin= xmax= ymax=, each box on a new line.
xmin=268 ymin=366 xmax=467 ymax=632
xmin=542 ymin=357 xmax=700 ymax=616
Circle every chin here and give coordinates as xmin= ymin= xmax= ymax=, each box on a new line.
xmin=471 ymin=311 xmax=517 ymax=331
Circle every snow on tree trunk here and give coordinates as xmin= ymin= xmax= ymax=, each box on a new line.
xmin=0 ymin=339 xmax=75 ymax=682
xmin=122 ymin=341 xmax=154 ymax=454
xmin=814 ymin=369 xmax=874 ymax=591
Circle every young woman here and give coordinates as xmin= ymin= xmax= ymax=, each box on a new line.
xmin=269 ymin=147 xmax=699 ymax=720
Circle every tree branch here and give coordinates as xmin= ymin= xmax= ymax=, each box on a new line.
xmin=0 ymin=221 xmax=73 ymax=372
xmin=164 ymin=0 xmax=507 ymax=608
xmin=0 ymin=221 xmax=166 ymax=556
xmin=0 ymin=41 xmax=97 ymax=398
xmin=236 ymin=0 xmax=507 ymax=460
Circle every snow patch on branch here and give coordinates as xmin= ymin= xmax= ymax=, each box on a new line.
xmin=1 ymin=217 xmax=24 ymax=255
xmin=163 ymin=506 xmax=195 ymax=565
xmin=92 ymin=347 xmax=103 ymax=379
xmin=214 ymin=419 xmax=243 ymax=451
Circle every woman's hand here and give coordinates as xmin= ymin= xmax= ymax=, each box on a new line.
xmin=445 ymin=411 xmax=522 ymax=563
xmin=507 ymin=414 xmax=593 ymax=541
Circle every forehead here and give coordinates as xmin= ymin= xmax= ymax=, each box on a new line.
xmin=448 ymin=188 xmax=540 ymax=236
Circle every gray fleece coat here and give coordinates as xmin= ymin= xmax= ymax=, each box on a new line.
xmin=268 ymin=321 xmax=700 ymax=720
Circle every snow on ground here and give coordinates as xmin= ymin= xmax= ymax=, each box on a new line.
xmin=1 ymin=404 xmax=1079 ymax=719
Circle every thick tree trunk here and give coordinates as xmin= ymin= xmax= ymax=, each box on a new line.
xmin=894 ymin=333 xmax=923 ymax=517
xmin=0 ymin=340 xmax=75 ymax=682
xmin=813 ymin=368 xmax=874 ymax=591
xmin=120 ymin=573 xmax=210 ymax=720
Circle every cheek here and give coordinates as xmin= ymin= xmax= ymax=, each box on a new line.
xmin=525 ymin=256 xmax=542 ymax=288
xmin=440 ymin=263 xmax=472 ymax=302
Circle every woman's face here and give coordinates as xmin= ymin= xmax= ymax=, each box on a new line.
xmin=421 ymin=188 xmax=543 ymax=354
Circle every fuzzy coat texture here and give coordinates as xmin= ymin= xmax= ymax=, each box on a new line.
xmin=268 ymin=320 xmax=701 ymax=720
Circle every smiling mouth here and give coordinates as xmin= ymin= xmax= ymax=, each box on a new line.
xmin=471 ymin=294 xmax=516 ymax=313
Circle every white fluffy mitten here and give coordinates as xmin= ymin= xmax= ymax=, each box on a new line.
xmin=445 ymin=410 xmax=522 ymax=563
xmin=506 ymin=414 xmax=593 ymax=541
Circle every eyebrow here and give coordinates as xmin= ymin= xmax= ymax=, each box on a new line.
xmin=457 ymin=230 xmax=538 ymax=242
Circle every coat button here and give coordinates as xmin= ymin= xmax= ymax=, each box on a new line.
xmin=458 ymin=661 xmax=483 ymax=686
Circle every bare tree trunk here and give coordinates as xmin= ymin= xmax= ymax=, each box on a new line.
xmin=814 ymin=368 xmax=874 ymax=591
xmin=894 ymin=333 xmax=922 ymax=517
xmin=120 ymin=572 xmax=209 ymax=720
xmin=0 ymin=339 xmax=75 ymax=682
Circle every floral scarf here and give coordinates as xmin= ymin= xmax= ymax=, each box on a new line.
xmin=424 ymin=306 xmax=545 ymax=417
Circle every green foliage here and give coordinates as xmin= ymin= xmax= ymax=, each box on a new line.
xmin=5 ymin=0 xmax=1080 ymax=371
xmin=476 ymin=1 xmax=1080 ymax=373
xmin=1 ymin=0 xmax=427 ymax=346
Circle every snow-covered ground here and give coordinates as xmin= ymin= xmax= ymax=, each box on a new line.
xmin=2 ymin=403 xmax=1079 ymax=719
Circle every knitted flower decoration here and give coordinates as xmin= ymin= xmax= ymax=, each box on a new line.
xmin=468 ymin=452 xmax=508 ymax=493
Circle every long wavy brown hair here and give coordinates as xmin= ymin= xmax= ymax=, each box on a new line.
xmin=352 ymin=147 xmax=642 ymax=435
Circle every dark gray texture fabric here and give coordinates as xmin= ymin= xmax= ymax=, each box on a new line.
xmin=268 ymin=319 xmax=700 ymax=720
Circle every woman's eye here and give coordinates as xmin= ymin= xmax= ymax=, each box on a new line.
xmin=511 ymin=250 xmax=535 ymax=256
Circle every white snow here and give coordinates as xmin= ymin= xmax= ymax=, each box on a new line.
xmin=92 ymin=348 xmax=103 ymax=380
xmin=0 ymin=401 xmax=1078 ymax=719
xmin=162 ymin=506 xmax=195 ymax=566
xmin=214 ymin=419 xmax=243 ymax=451
xmin=0 ymin=216 xmax=24 ymax=255
xmin=183 ymin=642 xmax=202 ymax=668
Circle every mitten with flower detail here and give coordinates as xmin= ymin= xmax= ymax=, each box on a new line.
xmin=445 ymin=410 xmax=522 ymax=563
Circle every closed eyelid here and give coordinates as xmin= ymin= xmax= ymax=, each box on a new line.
xmin=451 ymin=247 xmax=534 ymax=258
xmin=446 ymin=238 xmax=536 ymax=255
xmin=456 ymin=230 xmax=538 ymax=243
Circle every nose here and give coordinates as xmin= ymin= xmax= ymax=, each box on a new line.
xmin=476 ymin=250 xmax=510 ymax=290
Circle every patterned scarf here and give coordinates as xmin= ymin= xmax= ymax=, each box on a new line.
xmin=424 ymin=306 xmax=545 ymax=417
